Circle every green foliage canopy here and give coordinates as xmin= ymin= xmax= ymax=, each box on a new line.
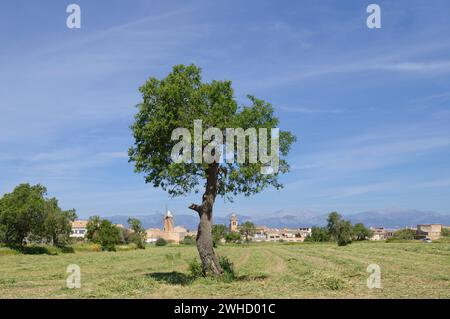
xmin=212 ymin=224 xmax=228 ymax=245
xmin=86 ymin=216 xmax=121 ymax=251
xmin=0 ymin=184 xmax=76 ymax=246
xmin=305 ymin=227 xmax=331 ymax=242
xmin=240 ymin=221 xmax=256 ymax=242
xmin=336 ymin=220 xmax=353 ymax=246
xmin=393 ymin=228 xmax=416 ymax=240
xmin=353 ymin=223 xmax=372 ymax=241
xmin=127 ymin=217 xmax=146 ymax=249
xmin=128 ymin=64 xmax=296 ymax=200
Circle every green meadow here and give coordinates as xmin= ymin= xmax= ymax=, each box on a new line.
xmin=1 ymin=241 xmax=449 ymax=298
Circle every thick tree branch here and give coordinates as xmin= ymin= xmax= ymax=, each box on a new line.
xmin=189 ymin=204 xmax=202 ymax=213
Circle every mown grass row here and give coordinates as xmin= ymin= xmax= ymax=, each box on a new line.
xmin=0 ymin=241 xmax=449 ymax=298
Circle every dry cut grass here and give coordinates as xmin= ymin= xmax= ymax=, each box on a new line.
xmin=0 ymin=241 xmax=449 ymax=298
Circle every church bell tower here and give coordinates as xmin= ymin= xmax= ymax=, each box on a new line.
xmin=229 ymin=213 xmax=238 ymax=232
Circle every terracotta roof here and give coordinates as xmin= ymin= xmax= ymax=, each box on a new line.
xmin=71 ymin=220 xmax=88 ymax=228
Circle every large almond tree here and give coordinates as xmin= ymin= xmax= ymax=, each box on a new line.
xmin=129 ymin=64 xmax=295 ymax=275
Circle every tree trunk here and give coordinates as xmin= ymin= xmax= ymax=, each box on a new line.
xmin=189 ymin=163 xmax=223 ymax=275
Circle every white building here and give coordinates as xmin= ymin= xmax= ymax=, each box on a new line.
xmin=70 ymin=220 xmax=88 ymax=238
xmin=253 ymin=226 xmax=312 ymax=242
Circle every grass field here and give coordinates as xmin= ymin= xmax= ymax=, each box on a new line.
xmin=0 ymin=241 xmax=449 ymax=298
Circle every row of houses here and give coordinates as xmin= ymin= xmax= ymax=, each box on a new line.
xmin=70 ymin=213 xmax=312 ymax=243
xmin=69 ymin=212 xmax=197 ymax=243
xmin=232 ymin=215 xmax=449 ymax=241
xmin=369 ymin=224 xmax=446 ymax=241
xmin=231 ymin=214 xmax=312 ymax=242
xmin=70 ymin=213 xmax=448 ymax=243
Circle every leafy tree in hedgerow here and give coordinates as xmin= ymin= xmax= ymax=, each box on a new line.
xmin=442 ymin=227 xmax=450 ymax=237
xmin=305 ymin=227 xmax=331 ymax=242
xmin=336 ymin=220 xmax=353 ymax=246
xmin=86 ymin=215 xmax=101 ymax=243
xmin=182 ymin=235 xmax=196 ymax=245
xmin=212 ymin=224 xmax=228 ymax=246
xmin=0 ymin=184 xmax=47 ymax=246
xmin=326 ymin=212 xmax=342 ymax=241
xmin=240 ymin=221 xmax=256 ymax=242
xmin=86 ymin=217 xmax=121 ymax=251
xmin=392 ymin=228 xmax=416 ymax=240
xmin=127 ymin=217 xmax=146 ymax=249
xmin=353 ymin=223 xmax=371 ymax=241
xmin=129 ymin=65 xmax=296 ymax=275
xmin=118 ymin=227 xmax=131 ymax=244
xmin=225 ymin=232 xmax=242 ymax=243
xmin=0 ymin=184 xmax=76 ymax=247
xmin=42 ymin=198 xmax=77 ymax=247
xmin=97 ymin=220 xmax=121 ymax=251
xmin=326 ymin=212 xmax=354 ymax=246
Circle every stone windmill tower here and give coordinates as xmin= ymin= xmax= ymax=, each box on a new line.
xmin=163 ymin=210 xmax=174 ymax=232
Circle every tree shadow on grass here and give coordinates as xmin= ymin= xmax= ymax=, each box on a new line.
xmin=146 ymin=271 xmax=269 ymax=286
xmin=147 ymin=272 xmax=193 ymax=286
xmin=59 ymin=246 xmax=75 ymax=253
xmin=8 ymin=245 xmax=74 ymax=255
xmin=14 ymin=246 xmax=57 ymax=255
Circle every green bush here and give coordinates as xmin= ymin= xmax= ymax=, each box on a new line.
xmin=0 ymin=246 xmax=20 ymax=256
xmin=323 ymin=276 xmax=345 ymax=290
xmin=72 ymin=243 xmax=102 ymax=252
xmin=393 ymin=228 xmax=416 ymax=240
xmin=219 ymin=256 xmax=237 ymax=282
xmin=181 ymin=235 xmax=196 ymax=245
xmin=225 ymin=232 xmax=241 ymax=243
xmin=188 ymin=258 xmax=203 ymax=278
xmin=86 ymin=218 xmax=121 ymax=251
xmin=187 ymin=256 xmax=237 ymax=282
xmin=102 ymin=243 xmax=116 ymax=252
xmin=305 ymin=227 xmax=331 ymax=242
xmin=59 ymin=246 xmax=75 ymax=253
xmin=155 ymin=238 xmax=167 ymax=246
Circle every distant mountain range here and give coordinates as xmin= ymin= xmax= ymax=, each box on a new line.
xmin=106 ymin=209 xmax=450 ymax=230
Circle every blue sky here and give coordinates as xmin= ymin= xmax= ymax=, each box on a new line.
xmin=1 ymin=0 xmax=450 ymax=219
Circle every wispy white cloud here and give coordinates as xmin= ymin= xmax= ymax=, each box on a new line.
xmin=297 ymin=135 xmax=450 ymax=174
xmin=1 ymin=148 xmax=128 ymax=178
xmin=412 ymin=178 xmax=450 ymax=189
xmin=329 ymin=181 xmax=397 ymax=199
xmin=244 ymin=41 xmax=450 ymax=90
xmin=278 ymin=105 xmax=344 ymax=115
xmin=372 ymin=61 xmax=450 ymax=72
